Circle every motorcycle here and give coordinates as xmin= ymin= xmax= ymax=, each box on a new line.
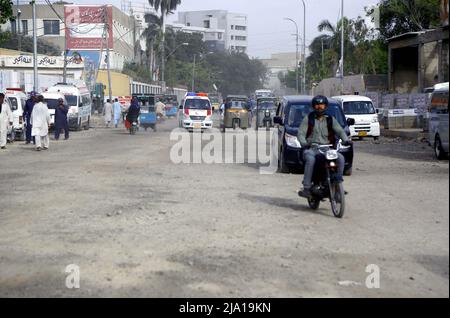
xmin=129 ymin=121 xmax=139 ymax=135
xmin=263 ymin=109 xmax=272 ymax=130
xmin=306 ymin=144 xmax=346 ymax=218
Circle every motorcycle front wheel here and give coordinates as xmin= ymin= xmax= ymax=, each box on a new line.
xmin=308 ymin=197 xmax=321 ymax=210
xmin=330 ymin=182 xmax=345 ymax=218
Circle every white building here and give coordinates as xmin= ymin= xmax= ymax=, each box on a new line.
xmin=121 ymin=0 xmax=156 ymax=51
xmin=167 ymin=23 xmax=226 ymax=52
xmin=176 ymin=10 xmax=248 ymax=53
xmin=260 ymin=52 xmax=300 ymax=95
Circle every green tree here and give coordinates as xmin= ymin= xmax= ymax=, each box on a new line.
xmin=148 ymin=0 xmax=182 ymax=82
xmin=141 ymin=12 xmax=163 ymax=80
xmin=0 ymin=0 xmax=13 ymax=42
xmin=376 ymin=0 xmax=441 ymax=40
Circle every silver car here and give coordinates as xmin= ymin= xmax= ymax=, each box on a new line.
xmin=428 ymin=83 xmax=449 ymax=160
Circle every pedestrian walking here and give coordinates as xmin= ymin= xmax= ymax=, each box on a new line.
xmin=31 ymin=95 xmax=51 ymax=151
xmin=23 ymin=91 xmax=37 ymax=144
xmin=113 ymin=98 xmax=122 ymax=128
xmin=54 ymin=98 xmax=69 ymax=140
xmin=0 ymin=93 xmax=13 ymax=150
xmin=103 ymin=99 xmax=113 ymax=128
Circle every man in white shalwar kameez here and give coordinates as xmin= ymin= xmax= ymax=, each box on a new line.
xmin=31 ymin=95 xmax=51 ymax=151
xmin=103 ymin=99 xmax=113 ymax=128
xmin=0 ymin=93 xmax=14 ymax=149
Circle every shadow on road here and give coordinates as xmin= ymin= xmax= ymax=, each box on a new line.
xmin=238 ymin=193 xmax=334 ymax=218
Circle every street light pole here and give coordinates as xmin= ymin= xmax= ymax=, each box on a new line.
xmin=17 ymin=0 xmax=21 ymax=52
xmin=284 ymin=18 xmax=299 ymax=94
xmin=192 ymin=54 xmax=196 ymax=92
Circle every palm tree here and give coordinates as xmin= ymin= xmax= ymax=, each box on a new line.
xmin=148 ymin=0 xmax=182 ymax=85
xmin=318 ymin=18 xmax=353 ymax=75
xmin=141 ymin=13 xmax=163 ymax=81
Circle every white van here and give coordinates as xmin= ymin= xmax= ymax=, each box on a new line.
xmin=333 ymin=95 xmax=381 ymax=139
xmin=428 ymin=82 xmax=449 ymax=160
xmin=41 ymin=92 xmax=67 ymax=127
xmin=47 ymin=82 xmax=92 ymax=130
xmin=5 ymin=88 xmax=27 ymax=141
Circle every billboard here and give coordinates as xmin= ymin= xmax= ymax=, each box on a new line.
xmin=64 ymin=5 xmax=113 ymax=50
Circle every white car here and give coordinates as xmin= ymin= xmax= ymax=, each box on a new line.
xmin=5 ymin=89 xmax=27 ymax=141
xmin=179 ymin=93 xmax=213 ymax=131
xmin=333 ymin=95 xmax=381 ymax=139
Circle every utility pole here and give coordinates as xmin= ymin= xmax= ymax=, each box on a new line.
xmin=62 ymin=39 xmax=68 ymax=83
xmin=340 ymin=0 xmax=345 ymax=94
xmin=284 ymin=18 xmax=299 ymax=94
xmin=104 ymin=6 xmax=112 ymax=102
xmin=17 ymin=0 xmax=21 ymax=52
xmin=31 ymin=0 xmax=38 ymax=92
xmin=192 ymin=54 xmax=196 ymax=92
xmin=300 ymin=0 xmax=306 ymax=94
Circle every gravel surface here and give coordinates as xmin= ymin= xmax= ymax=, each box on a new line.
xmin=0 ymin=116 xmax=448 ymax=297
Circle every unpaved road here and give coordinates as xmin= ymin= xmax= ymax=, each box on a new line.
xmin=0 ymin=116 xmax=448 ymax=297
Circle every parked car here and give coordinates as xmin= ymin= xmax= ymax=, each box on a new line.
xmin=428 ymin=82 xmax=449 ymax=160
xmin=273 ymin=96 xmax=354 ymax=175
xmin=332 ymin=95 xmax=380 ymax=140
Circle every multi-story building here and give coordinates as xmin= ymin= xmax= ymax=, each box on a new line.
xmin=121 ymin=0 xmax=156 ymax=52
xmin=5 ymin=3 xmax=138 ymax=71
xmin=176 ymin=10 xmax=248 ymax=53
xmin=167 ymin=23 xmax=226 ymax=52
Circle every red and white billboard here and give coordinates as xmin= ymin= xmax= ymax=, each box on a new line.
xmin=64 ymin=5 xmax=113 ymax=50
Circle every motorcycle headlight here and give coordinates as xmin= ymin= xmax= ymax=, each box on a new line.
xmin=326 ymin=150 xmax=339 ymax=160
xmin=285 ymin=133 xmax=301 ymax=148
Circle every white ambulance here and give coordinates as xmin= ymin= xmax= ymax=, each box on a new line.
xmin=179 ymin=93 xmax=213 ymax=131
xmin=5 ymin=88 xmax=27 ymax=141
xmin=47 ymin=82 xmax=92 ymax=130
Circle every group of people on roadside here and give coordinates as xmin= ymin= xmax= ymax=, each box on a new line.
xmin=0 ymin=92 xmax=70 ymax=151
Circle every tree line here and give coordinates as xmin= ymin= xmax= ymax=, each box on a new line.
xmin=280 ymin=0 xmax=442 ymax=90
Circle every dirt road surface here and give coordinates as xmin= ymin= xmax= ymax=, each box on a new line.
xmin=0 ymin=116 xmax=448 ymax=297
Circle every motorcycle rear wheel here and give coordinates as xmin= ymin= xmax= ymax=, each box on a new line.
xmin=330 ymin=182 xmax=345 ymax=218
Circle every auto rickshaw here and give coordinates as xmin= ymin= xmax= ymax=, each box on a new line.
xmin=222 ymin=95 xmax=250 ymax=132
xmin=133 ymin=94 xmax=157 ymax=131
xmin=256 ymin=97 xmax=277 ymax=130
xmin=162 ymin=94 xmax=178 ymax=117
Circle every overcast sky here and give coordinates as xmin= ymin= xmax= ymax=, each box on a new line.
xmin=77 ymin=0 xmax=377 ymax=58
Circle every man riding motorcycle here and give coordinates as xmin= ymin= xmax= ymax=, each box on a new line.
xmin=297 ymin=95 xmax=353 ymax=199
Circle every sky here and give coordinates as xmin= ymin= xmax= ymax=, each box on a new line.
xmin=75 ymin=0 xmax=377 ymax=58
